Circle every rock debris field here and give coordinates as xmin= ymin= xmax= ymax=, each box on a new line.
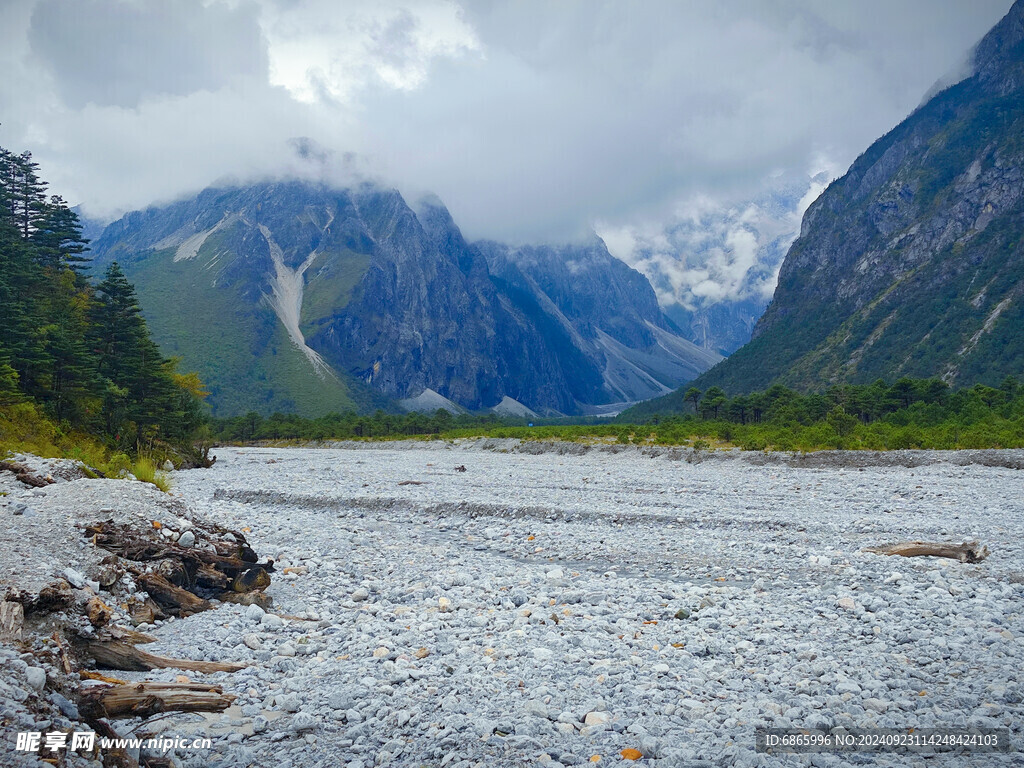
xmin=3 ymin=442 xmax=1024 ymax=767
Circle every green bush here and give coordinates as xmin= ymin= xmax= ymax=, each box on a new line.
xmin=131 ymin=456 xmax=170 ymax=492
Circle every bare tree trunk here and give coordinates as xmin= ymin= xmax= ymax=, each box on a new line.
xmin=863 ymin=540 xmax=989 ymax=563
xmin=80 ymin=681 xmax=235 ymax=718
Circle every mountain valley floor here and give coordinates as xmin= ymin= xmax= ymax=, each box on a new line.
xmin=3 ymin=443 xmax=1023 ymax=767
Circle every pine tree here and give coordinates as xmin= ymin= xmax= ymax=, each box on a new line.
xmin=32 ymin=195 xmax=90 ymax=272
xmin=0 ymin=149 xmax=37 ymax=374
xmin=91 ymin=262 xmax=181 ymax=448
xmin=0 ymin=359 xmax=20 ymax=405
xmin=40 ymin=270 xmax=100 ymax=424
xmin=4 ymin=151 xmax=48 ymax=241
xmin=0 ymin=142 xmax=206 ymax=455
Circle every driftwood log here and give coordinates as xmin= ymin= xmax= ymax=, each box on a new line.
xmin=4 ymin=516 xmax=270 ymax=768
xmin=218 ymin=590 xmax=273 ymax=610
xmin=864 ymin=540 xmax=989 ymax=563
xmin=85 ymin=639 xmax=247 ymax=673
xmin=80 ymin=681 xmax=235 ymax=718
xmin=104 ymin=625 xmax=157 ymax=645
xmin=134 ymin=572 xmax=212 ymax=616
xmin=82 ymin=520 xmax=273 ymax=619
xmin=0 ymin=459 xmax=54 ymax=487
xmin=85 ymin=522 xmax=260 ymax=572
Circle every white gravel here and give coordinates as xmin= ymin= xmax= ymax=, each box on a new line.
xmin=5 ymin=443 xmax=1024 ymax=767
xmin=0 ymin=461 xmax=198 ymax=596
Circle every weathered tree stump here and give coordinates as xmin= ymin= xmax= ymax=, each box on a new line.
xmin=127 ymin=595 xmax=166 ymax=626
xmin=86 ymin=596 xmax=113 ymax=627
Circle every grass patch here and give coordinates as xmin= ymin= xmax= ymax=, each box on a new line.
xmin=130 ymin=456 xmax=171 ymax=493
xmin=123 ymin=244 xmax=363 ymax=417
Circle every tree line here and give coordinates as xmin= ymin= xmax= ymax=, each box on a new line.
xmin=210 ymin=409 xmax=506 ymax=442
xmin=0 ymin=145 xmax=206 ymax=460
xmin=664 ymin=377 xmax=1006 ymax=425
xmin=206 ymin=376 xmax=1023 ymax=452
xmin=628 ymin=376 xmax=1024 ymax=450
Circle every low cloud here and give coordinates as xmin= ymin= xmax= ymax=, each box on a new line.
xmin=0 ymin=0 xmax=1011 ymax=250
xmin=597 ymin=164 xmax=838 ymax=312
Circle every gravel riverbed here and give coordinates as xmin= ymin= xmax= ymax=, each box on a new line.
xmin=7 ymin=442 xmax=1024 ymax=767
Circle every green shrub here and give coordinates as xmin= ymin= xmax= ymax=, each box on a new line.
xmin=131 ymin=456 xmax=170 ymax=492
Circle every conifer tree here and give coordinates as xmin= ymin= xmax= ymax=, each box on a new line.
xmin=91 ymin=262 xmax=179 ymax=448
xmin=0 ymin=142 xmax=208 ymax=456
xmin=4 ymin=151 xmax=48 ymax=241
xmin=32 ymin=195 xmax=90 ymax=271
xmin=40 ymin=270 xmax=100 ymax=423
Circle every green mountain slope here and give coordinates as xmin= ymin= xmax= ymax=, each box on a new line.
xmin=689 ymin=0 xmax=1024 ymax=396
xmin=119 ymin=235 xmax=376 ymax=418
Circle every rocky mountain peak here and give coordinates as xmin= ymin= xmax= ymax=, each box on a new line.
xmin=89 ymin=180 xmax=719 ymax=415
xmin=691 ymin=0 xmax=1024 ymax=394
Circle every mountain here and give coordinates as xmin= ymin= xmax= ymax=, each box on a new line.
xmin=89 ymin=183 xmax=718 ymax=416
xmin=477 ymin=240 xmax=721 ymax=407
xmin=689 ymin=0 xmax=1024 ymax=395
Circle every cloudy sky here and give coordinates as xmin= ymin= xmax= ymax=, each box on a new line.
xmin=0 ymin=0 xmax=1012 ymax=307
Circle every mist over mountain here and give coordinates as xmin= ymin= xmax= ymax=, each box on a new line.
xmin=599 ymin=170 xmax=835 ymax=355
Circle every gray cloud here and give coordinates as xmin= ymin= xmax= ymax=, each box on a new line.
xmin=28 ymin=0 xmax=267 ymax=109
xmin=0 ymin=0 xmax=1012 ymax=251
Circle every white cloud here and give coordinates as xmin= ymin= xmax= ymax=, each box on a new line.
xmin=257 ymin=0 xmax=480 ymax=104
xmin=0 ymin=0 xmax=1012 ymax=250
xmin=596 ymin=165 xmax=838 ymax=313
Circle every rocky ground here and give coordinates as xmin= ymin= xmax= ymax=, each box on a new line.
xmin=2 ymin=442 xmax=1023 ymax=767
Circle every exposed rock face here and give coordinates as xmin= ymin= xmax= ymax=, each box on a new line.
xmin=694 ymin=0 xmax=1024 ymax=394
xmin=91 ymin=184 xmax=718 ymax=415
xmin=664 ymin=299 xmax=763 ymax=359
xmin=478 ymin=241 xmax=721 ymax=407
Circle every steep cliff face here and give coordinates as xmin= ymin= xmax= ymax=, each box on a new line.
xmin=663 ymin=299 xmax=763 ymax=358
xmin=694 ymin=0 xmax=1024 ymax=394
xmin=91 ymin=183 xmax=717 ymax=415
xmin=480 ymin=241 xmax=721 ymax=405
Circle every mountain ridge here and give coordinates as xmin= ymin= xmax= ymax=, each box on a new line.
xmin=89 ymin=181 xmax=719 ymax=416
xmin=685 ymin=0 xmax=1024 ymax=396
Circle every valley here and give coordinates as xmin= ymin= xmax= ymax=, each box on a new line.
xmin=4 ymin=444 xmax=1022 ymax=766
